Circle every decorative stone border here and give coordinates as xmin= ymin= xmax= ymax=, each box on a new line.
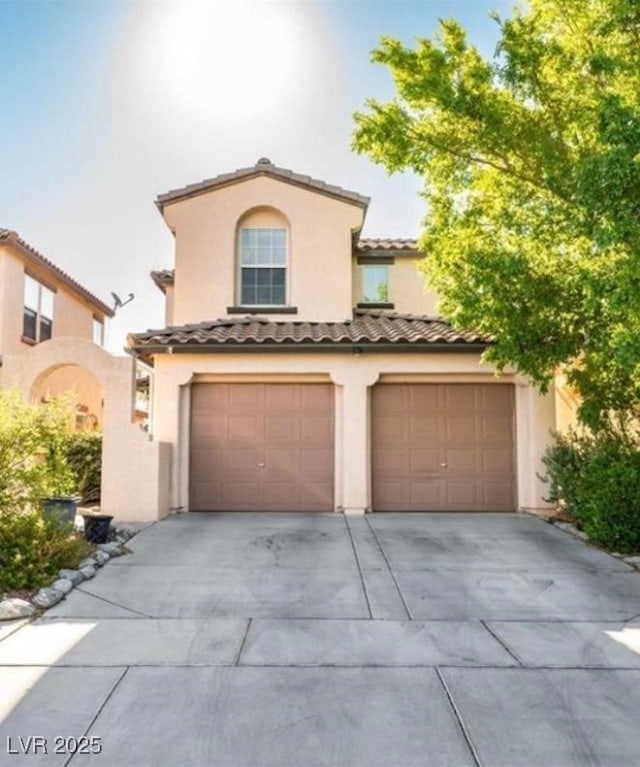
xmin=549 ymin=519 xmax=640 ymax=570
xmin=0 ymin=524 xmax=143 ymax=621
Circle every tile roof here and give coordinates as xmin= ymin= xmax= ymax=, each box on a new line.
xmin=150 ymin=269 xmax=175 ymax=293
xmin=155 ymin=158 xmax=371 ymax=211
xmin=357 ymin=238 xmax=419 ymax=252
xmin=0 ymin=229 xmax=114 ymax=317
xmin=128 ymin=309 xmax=488 ymax=357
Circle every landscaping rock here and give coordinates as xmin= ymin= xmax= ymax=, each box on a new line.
xmin=58 ymin=568 xmax=85 ymax=586
xmin=79 ymin=565 xmax=97 ymax=580
xmin=98 ymin=542 xmax=124 ymax=557
xmin=50 ymin=578 xmax=73 ymax=595
xmin=0 ymin=598 xmax=35 ymax=621
xmin=94 ymin=550 xmax=110 ymax=566
xmin=623 ymin=555 xmax=640 ymax=567
xmin=79 ymin=557 xmax=98 ymax=569
xmin=115 ymin=536 xmax=128 ymax=546
xmin=32 ymin=588 xmax=64 ymax=609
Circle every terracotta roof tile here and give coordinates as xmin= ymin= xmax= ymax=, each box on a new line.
xmin=0 ymin=228 xmax=114 ymax=317
xmin=128 ymin=309 xmax=488 ymax=355
xmin=357 ymin=238 xmax=419 ymax=252
xmin=156 ymin=158 xmax=370 ymax=211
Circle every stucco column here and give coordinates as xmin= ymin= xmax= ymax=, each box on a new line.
xmin=515 ymin=379 xmax=557 ymax=513
xmin=332 ymin=364 xmax=380 ymax=515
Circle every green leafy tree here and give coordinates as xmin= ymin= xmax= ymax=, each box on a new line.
xmin=353 ymin=0 xmax=640 ymax=427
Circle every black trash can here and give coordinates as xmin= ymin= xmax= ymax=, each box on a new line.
xmin=42 ymin=497 xmax=77 ymax=525
xmin=82 ymin=514 xmax=113 ymax=544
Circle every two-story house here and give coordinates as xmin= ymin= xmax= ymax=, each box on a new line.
xmin=0 ymin=228 xmax=114 ymax=427
xmin=129 ymin=158 xmax=557 ymax=516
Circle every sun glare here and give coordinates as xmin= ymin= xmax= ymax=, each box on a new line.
xmin=138 ymin=1 xmax=309 ymax=126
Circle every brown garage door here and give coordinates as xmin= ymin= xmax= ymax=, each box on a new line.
xmin=372 ymin=383 xmax=515 ymax=511
xmin=190 ymin=383 xmax=334 ymax=511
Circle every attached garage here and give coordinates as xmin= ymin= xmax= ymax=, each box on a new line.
xmin=190 ymin=382 xmax=334 ymax=512
xmin=371 ymin=383 xmax=516 ymax=512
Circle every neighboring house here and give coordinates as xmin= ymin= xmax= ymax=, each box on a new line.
xmin=129 ymin=157 xmax=558 ymax=515
xmin=0 ymin=228 xmax=114 ymax=427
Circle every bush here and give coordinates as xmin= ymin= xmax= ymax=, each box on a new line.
xmin=0 ymin=510 xmax=93 ymax=592
xmin=542 ymin=425 xmax=640 ymax=553
xmin=63 ymin=431 xmax=102 ymax=504
xmin=0 ymin=390 xmax=75 ymax=515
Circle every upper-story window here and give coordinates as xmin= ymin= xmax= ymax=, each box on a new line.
xmin=362 ymin=264 xmax=390 ymax=303
xmin=23 ymin=274 xmax=54 ymax=343
xmin=240 ymin=227 xmax=287 ymax=305
xmin=92 ymin=317 xmax=105 ymax=346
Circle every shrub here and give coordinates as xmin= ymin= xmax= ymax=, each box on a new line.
xmin=63 ymin=431 xmax=102 ymax=504
xmin=542 ymin=425 xmax=640 ymax=553
xmin=0 ymin=390 xmax=75 ymax=515
xmin=0 ymin=510 xmax=93 ymax=592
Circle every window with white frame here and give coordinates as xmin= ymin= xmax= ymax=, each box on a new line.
xmin=361 ymin=264 xmax=390 ymax=303
xmin=92 ymin=317 xmax=105 ymax=346
xmin=23 ymin=274 xmax=54 ymax=343
xmin=239 ymin=228 xmax=286 ymax=305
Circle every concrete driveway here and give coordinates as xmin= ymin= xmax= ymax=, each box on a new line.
xmin=1 ymin=512 xmax=640 ymax=766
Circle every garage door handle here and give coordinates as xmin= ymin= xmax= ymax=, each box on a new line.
xmin=440 ymin=463 xmax=447 ymax=468
xmin=258 ymin=462 xmax=265 ymax=468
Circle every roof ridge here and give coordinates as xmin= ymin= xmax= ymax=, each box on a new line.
xmin=155 ymin=158 xmax=370 ymax=211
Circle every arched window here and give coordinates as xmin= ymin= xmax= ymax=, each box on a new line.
xmin=237 ymin=208 xmax=289 ymax=307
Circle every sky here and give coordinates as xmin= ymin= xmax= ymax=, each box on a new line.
xmin=0 ymin=0 xmax=515 ymax=353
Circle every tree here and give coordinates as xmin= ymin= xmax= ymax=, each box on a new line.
xmin=353 ymin=0 xmax=640 ymax=428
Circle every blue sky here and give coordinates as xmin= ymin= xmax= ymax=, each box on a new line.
xmin=0 ymin=0 xmax=515 ymax=351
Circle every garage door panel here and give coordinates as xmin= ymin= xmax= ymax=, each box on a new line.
xmin=190 ymin=383 xmax=334 ymax=512
xmin=299 ymin=448 xmax=333 ymax=477
xmin=190 ymin=447 xmax=226 ymax=473
xmin=375 ymin=448 xmax=409 ymax=477
xmin=375 ymin=481 xmax=408 ymax=508
xmin=409 ymin=480 xmax=445 ymax=507
xmin=409 ymin=386 xmax=441 ymax=411
xmin=372 ymin=383 xmax=515 ymax=512
xmin=264 ymin=415 xmax=298 ymax=441
xmin=482 ymin=449 xmax=514 ymax=475
xmin=409 ymin=414 xmax=440 ymax=440
xmin=445 ymin=449 xmax=480 ymax=474
xmin=228 ymin=384 xmax=260 ymax=411
xmin=481 ymin=416 xmax=513 ymax=442
xmin=300 ymin=416 xmax=333 ymax=444
xmin=409 ymin=448 xmax=441 ymax=475
xmin=482 ymin=482 xmax=515 ymax=509
xmin=446 ymin=415 xmax=479 ymax=444
xmin=191 ymin=481 xmax=222 ymax=510
xmin=446 ymin=386 xmax=478 ymax=410
xmin=373 ymin=415 xmax=406 ymax=443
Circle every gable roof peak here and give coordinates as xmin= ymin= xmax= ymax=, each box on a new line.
xmin=155 ymin=159 xmax=370 ymax=212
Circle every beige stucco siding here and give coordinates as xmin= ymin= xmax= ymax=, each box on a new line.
xmin=150 ymin=351 xmax=556 ymax=517
xmin=352 ymin=255 xmax=439 ymax=315
xmin=0 ymin=244 xmax=103 ymax=355
xmin=163 ymin=176 xmax=364 ymax=324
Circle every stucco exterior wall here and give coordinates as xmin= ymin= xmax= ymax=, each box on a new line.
xmin=150 ymin=350 xmax=557 ymax=516
xmin=0 ymin=338 xmax=170 ymax=522
xmin=162 ymin=176 xmax=365 ymax=324
xmin=0 ymin=243 xmax=104 ymax=355
xmin=352 ymin=255 xmax=439 ymax=315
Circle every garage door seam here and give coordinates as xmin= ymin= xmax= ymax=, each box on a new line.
xmin=364 ymin=517 xmax=412 ymax=620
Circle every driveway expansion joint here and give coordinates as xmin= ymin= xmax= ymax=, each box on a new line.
xmin=435 ymin=667 xmax=482 ymax=767
xmin=364 ymin=516 xmax=412 ymax=620
xmin=343 ymin=515 xmax=373 ymax=619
